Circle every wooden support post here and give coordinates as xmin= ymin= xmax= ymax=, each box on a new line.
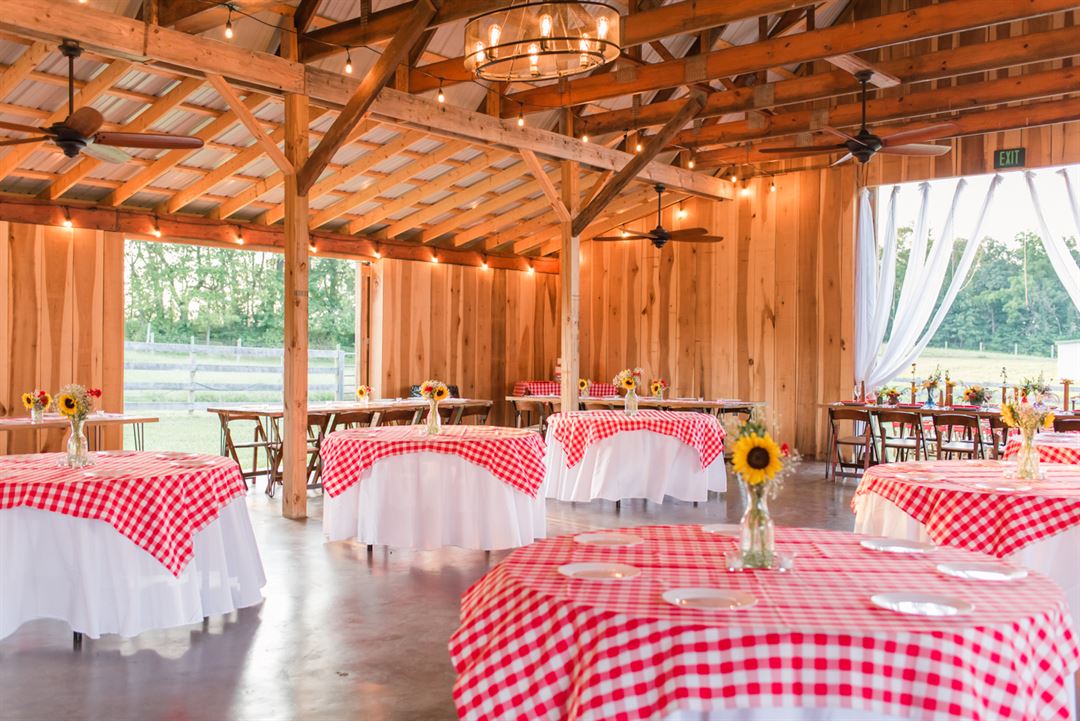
xmin=559 ymin=109 xmax=580 ymax=413
xmin=281 ymin=31 xmax=310 ymax=520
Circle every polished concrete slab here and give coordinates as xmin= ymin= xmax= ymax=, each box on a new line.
xmin=1 ymin=464 xmax=856 ymax=721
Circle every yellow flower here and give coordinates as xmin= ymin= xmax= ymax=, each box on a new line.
xmin=1044 ymin=413 xmax=1055 ymax=430
xmin=621 ymin=377 xmax=636 ymax=391
xmin=355 ymin=386 xmax=368 ymax=399
xmin=578 ymin=378 xmax=589 ymax=392
xmin=21 ymin=393 xmax=34 ymax=410
xmin=433 ymin=385 xmax=449 ymax=401
xmin=1001 ymin=404 xmax=1016 ymax=428
xmin=650 ymin=381 xmax=662 ymax=395
xmin=57 ymin=393 xmax=78 ymax=418
xmin=732 ymin=433 xmax=784 ymax=486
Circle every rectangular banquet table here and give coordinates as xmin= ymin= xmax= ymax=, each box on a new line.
xmin=513 ymin=380 xmax=619 ymax=397
xmin=0 ymin=451 xmax=265 ymax=640
xmin=0 ymin=412 xmax=158 ymax=451
xmin=321 ymin=425 xmax=547 ymax=550
xmin=451 ymin=524 xmax=1079 ymax=721
xmin=543 ymin=410 xmax=727 ymax=503
xmin=852 ymin=459 xmax=1080 ymax=619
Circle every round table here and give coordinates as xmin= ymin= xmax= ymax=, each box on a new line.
xmin=852 ymin=459 xmax=1080 ymax=619
xmin=320 ymin=425 xmax=547 ymax=550
xmin=0 ymin=451 xmax=265 ymax=640
xmin=1003 ymin=431 xmax=1080 ymax=464
xmin=543 ymin=410 xmax=727 ymax=503
xmin=450 ymin=525 xmax=1078 ymax=721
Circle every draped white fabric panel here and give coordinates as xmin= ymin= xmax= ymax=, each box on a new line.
xmin=1026 ymin=169 xmax=1080 ymax=314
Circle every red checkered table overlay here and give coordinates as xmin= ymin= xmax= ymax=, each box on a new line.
xmin=547 ymin=410 xmax=725 ymax=469
xmin=1003 ymin=433 xmax=1080 ymax=465
xmin=512 ymin=381 xmax=619 ymax=397
xmin=852 ymin=460 xmax=1080 ymax=558
xmin=321 ymin=425 xmax=546 ymax=498
xmin=0 ymin=452 xmax=246 ymax=576
xmin=450 ymin=524 xmax=1079 ymax=721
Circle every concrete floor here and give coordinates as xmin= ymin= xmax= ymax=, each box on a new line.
xmin=1 ymin=463 xmax=856 ymax=721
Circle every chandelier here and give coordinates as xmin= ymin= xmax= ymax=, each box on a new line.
xmin=464 ymin=2 xmax=621 ymax=82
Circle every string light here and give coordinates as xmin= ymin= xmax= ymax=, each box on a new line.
xmin=635 ymin=140 xmax=643 ymax=153
xmin=431 ymin=254 xmax=439 ymax=263
xmin=344 ymin=47 xmax=353 ymax=74
xmin=61 ymin=207 xmax=72 ymax=229
xmin=730 ymin=172 xmax=738 ymax=183
xmin=527 ymin=264 xmax=535 ymax=274
xmin=620 ymin=228 xmax=629 ymax=238
xmin=517 ymin=107 xmax=525 ymax=127
xmin=151 ymin=215 xmax=162 ymax=238
xmin=581 ymin=134 xmax=589 ymax=143
xmin=676 ymin=204 xmax=687 ymax=220
xmin=235 ymin=226 xmax=244 ymax=245
xmin=373 ymin=249 xmax=382 ymax=259
xmin=740 ymin=186 xmax=751 ymax=197
xmin=770 ymin=180 xmax=777 ymax=193
xmin=481 ymin=259 xmax=489 ymax=270
xmin=437 ymin=81 xmax=445 ymax=104
xmin=309 ymin=243 xmax=317 ymax=253
xmin=224 ymin=5 xmax=234 ymax=39
xmin=687 ymin=154 xmax=695 ymax=169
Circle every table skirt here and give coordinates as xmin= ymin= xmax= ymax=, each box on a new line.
xmin=853 ymin=491 xmax=1080 ymax=621
xmin=0 ymin=496 xmax=266 ymax=640
xmin=323 ymin=452 xmax=546 ymax=550
xmin=543 ymin=430 xmax=727 ymax=503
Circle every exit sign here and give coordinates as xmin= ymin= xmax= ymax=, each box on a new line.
xmin=994 ymin=147 xmax=1026 ymax=169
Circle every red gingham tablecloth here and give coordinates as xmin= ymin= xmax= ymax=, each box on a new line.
xmin=1003 ymin=432 xmax=1080 ymax=465
xmin=512 ymin=381 xmax=618 ymax=397
xmin=547 ymin=410 xmax=725 ymax=469
xmin=0 ymin=452 xmax=246 ymax=576
xmin=852 ymin=460 xmax=1080 ymax=557
xmin=321 ymin=425 xmax=546 ymax=498
xmin=450 ymin=525 xmax=1079 ymax=721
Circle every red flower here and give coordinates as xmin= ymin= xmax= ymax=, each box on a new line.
xmin=88 ymin=388 xmax=102 ymax=398
xmin=779 ymin=443 xmax=791 ymax=457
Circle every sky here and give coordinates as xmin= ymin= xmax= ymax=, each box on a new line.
xmin=885 ymin=164 xmax=1079 ymax=249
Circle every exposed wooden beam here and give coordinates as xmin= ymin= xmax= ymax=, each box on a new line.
xmin=161 ymin=1 xmax=283 ymax=35
xmin=0 ymin=40 xmax=47 ymax=100
xmin=504 ymin=0 xmax=1080 ymax=111
xmin=675 ymin=65 xmax=1080 ymax=150
xmin=573 ymin=94 xmax=703 ymax=236
xmin=207 ymin=74 xmax=294 ymax=175
xmin=577 ymin=23 xmax=1080 ymax=136
xmin=559 ymin=108 xmax=580 ymax=413
xmin=520 ymin=149 xmax=570 ymax=224
xmin=293 ymin=0 xmax=323 ymax=33
xmin=695 ymin=95 xmax=1080 ymax=166
xmin=0 ymin=194 xmax=558 ymax=272
xmin=825 ymin=54 xmax=901 ymax=88
xmin=297 ymin=0 xmax=436 ymax=194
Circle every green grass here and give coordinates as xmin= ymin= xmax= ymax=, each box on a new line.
xmin=127 ymin=412 xmax=224 ymax=455
xmin=902 ymin=347 xmax=1059 ymax=387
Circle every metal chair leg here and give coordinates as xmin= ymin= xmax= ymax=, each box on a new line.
xmin=73 ymin=632 xmax=83 ymax=650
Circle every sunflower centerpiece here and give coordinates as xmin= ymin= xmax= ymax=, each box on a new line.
xmin=578 ymin=378 xmax=590 ymax=398
xmin=1001 ymin=399 xmax=1054 ymax=480
xmin=612 ymin=368 xmax=643 ymax=416
xmin=650 ymin=378 xmax=669 ymax=400
xmin=963 ymin=384 xmax=992 ymax=409
xmin=356 ymin=384 xmax=373 ymax=406
xmin=419 ymin=380 xmax=450 ymax=435
xmin=730 ymin=418 xmax=801 ymax=569
xmin=21 ymin=389 xmax=51 ymax=423
xmin=921 ymin=366 xmax=942 ymax=408
xmin=55 ymin=384 xmax=101 ymax=468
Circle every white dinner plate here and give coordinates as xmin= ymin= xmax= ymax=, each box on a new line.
xmin=662 ymin=588 xmax=757 ymax=611
xmin=573 ymin=532 xmax=644 ymax=547
xmin=557 ymin=563 xmax=641 ymax=580
xmin=895 ymin=472 xmax=945 ymax=483
xmin=936 ymin=562 xmax=1028 ymax=581
xmin=973 ymin=482 xmax=1033 ymax=492
xmin=701 ymin=523 xmax=740 ymax=537
xmin=871 ymin=592 xmax=974 ymax=617
xmin=860 ymin=538 xmax=936 ymax=554
xmin=155 ymin=452 xmax=198 ymax=460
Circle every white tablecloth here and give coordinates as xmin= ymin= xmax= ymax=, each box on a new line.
xmin=0 ymin=496 xmax=265 ymax=640
xmin=854 ymin=491 xmax=1080 ymax=621
xmin=323 ymin=451 xmax=545 ymax=550
xmin=543 ymin=429 xmax=727 ymax=503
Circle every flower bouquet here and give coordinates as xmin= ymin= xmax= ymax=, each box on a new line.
xmin=55 ymin=384 xmax=101 ymax=467
xmin=649 ymin=378 xmax=669 ymax=400
xmin=876 ymin=387 xmax=901 ymax=406
xmin=578 ymin=377 xmax=590 ymax=397
xmin=355 ymin=385 xmax=373 ymax=406
xmin=612 ymin=368 xmax=643 ymax=416
xmin=418 ymin=379 xmax=450 ymax=435
xmin=1019 ymin=373 xmax=1053 ymax=406
xmin=1001 ymin=400 xmax=1054 ymax=480
xmin=731 ymin=419 xmax=801 ymax=569
xmin=921 ymin=366 xmax=942 ymax=408
xmin=21 ymin=389 xmax=51 ymax=423
xmin=963 ymin=384 xmax=992 ymax=408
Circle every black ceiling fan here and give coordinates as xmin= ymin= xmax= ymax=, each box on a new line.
xmin=593 ymin=184 xmax=724 ymax=249
xmin=758 ymin=70 xmax=957 ymax=165
xmin=0 ymin=40 xmax=204 ymax=163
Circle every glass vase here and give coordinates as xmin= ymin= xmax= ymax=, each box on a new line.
xmin=923 ymin=388 xmax=937 ymax=409
xmin=624 ymin=388 xmax=639 ymax=417
xmin=63 ymin=417 xmax=94 ymax=468
xmin=425 ymin=399 xmax=441 ymax=435
xmin=739 ymin=481 xmax=775 ymax=569
xmin=30 ymin=406 xmax=43 ymax=424
xmin=652 ymin=390 xmax=665 ymax=401
xmin=1014 ymin=426 xmax=1042 ymax=481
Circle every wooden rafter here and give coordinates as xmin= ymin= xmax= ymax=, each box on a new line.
xmin=293 ymin=0 xmax=323 ymax=33
xmin=297 ymin=0 xmax=437 ymax=194
xmin=207 ymin=74 xmax=294 ymax=175
xmin=519 ymin=150 xmax=570 ymax=224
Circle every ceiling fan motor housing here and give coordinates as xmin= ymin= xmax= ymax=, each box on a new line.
xmin=49 ymin=124 xmax=88 ymax=158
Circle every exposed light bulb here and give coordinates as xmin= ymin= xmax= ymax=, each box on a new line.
xmin=481 ymin=261 xmax=489 ymax=270
xmin=635 ymin=142 xmax=643 ymax=153
xmin=579 ymin=35 xmax=590 ymax=67
xmin=474 ymin=41 xmax=486 ymax=64
xmin=224 ymin=8 xmax=234 ymax=39
xmin=151 ymin=225 xmax=162 ymax=238
xmin=730 ymin=173 xmax=738 ymax=183
xmin=688 ymin=158 xmax=695 ymax=169
xmin=740 ymin=186 xmax=751 ymax=197
xmin=597 ymin=16 xmax=609 ymax=40
xmin=431 ymin=255 xmax=439 ymax=264
xmin=527 ymin=43 xmax=540 ymax=76
xmin=488 ymin=24 xmax=501 ymax=47
xmin=539 ymin=14 xmax=553 ymax=38
xmin=527 ymin=264 xmax=535 ymax=273
xmin=581 ymin=134 xmax=589 ymax=143
xmin=373 ymin=250 xmax=382 ymax=259
xmin=344 ymin=48 xmax=353 ymax=74
xmin=620 ymin=229 xmax=629 ymax=238
xmin=676 ymin=207 xmax=688 ymax=220
xmin=437 ymin=83 xmax=445 ymax=103
xmin=770 ymin=181 xmax=777 ymax=193
xmin=62 ymin=218 xmax=73 ymax=229
xmin=517 ymin=111 xmax=525 ymax=127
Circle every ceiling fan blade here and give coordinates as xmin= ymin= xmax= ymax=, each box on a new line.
xmin=665 ymin=228 xmax=710 ymax=239
xmin=0 ymin=135 xmax=49 ymax=147
xmin=670 ymin=235 xmax=724 ymax=243
xmin=831 ymin=153 xmax=855 ymax=166
xmin=0 ymin=120 xmax=50 ymax=135
xmin=878 ymin=143 xmax=952 ymax=157
xmin=758 ymin=144 xmax=847 ymax=155
xmin=64 ymin=107 xmax=105 ymax=138
xmin=94 ymin=132 xmax=205 ymax=150
xmin=593 ymin=234 xmax=652 ymax=241
xmin=821 ymin=126 xmax=862 ymax=144
xmin=880 ymin=122 xmax=958 ymax=147
xmin=82 ymin=142 xmax=132 ymax=164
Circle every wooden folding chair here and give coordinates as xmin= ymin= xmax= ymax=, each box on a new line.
xmin=873 ymin=409 xmax=927 ymax=462
xmin=328 ymin=410 xmax=377 ymax=432
xmin=1053 ymin=417 xmax=1080 ymax=432
xmin=931 ymin=413 xmax=984 ymax=460
xmin=373 ymin=407 xmax=422 ymax=426
xmin=826 ymin=407 xmax=877 ymax=482
xmin=451 ymin=400 xmax=493 ymax=425
xmin=214 ymin=410 xmax=278 ymax=489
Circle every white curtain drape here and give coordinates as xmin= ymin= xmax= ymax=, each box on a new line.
xmin=855 ymin=176 xmax=1000 ymax=389
xmin=1026 ymin=169 xmax=1080 ymax=314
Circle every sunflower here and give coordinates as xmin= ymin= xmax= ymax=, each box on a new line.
xmin=1001 ymin=403 xmax=1017 ymax=428
xmin=1044 ymin=413 xmax=1055 ymax=430
xmin=731 ymin=433 xmax=784 ymax=486
xmin=57 ymin=393 xmax=79 ymax=418
xmin=433 ymin=385 xmax=449 ymax=401
xmin=21 ymin=392 xmax=34 ymax=410
xmin=356 ymin=386 xmax=368 ymax=400
xmin=621 ymin=376 xmax=636 ymax=391
xmin=578 ymin=378 xmax=589 ymax=392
